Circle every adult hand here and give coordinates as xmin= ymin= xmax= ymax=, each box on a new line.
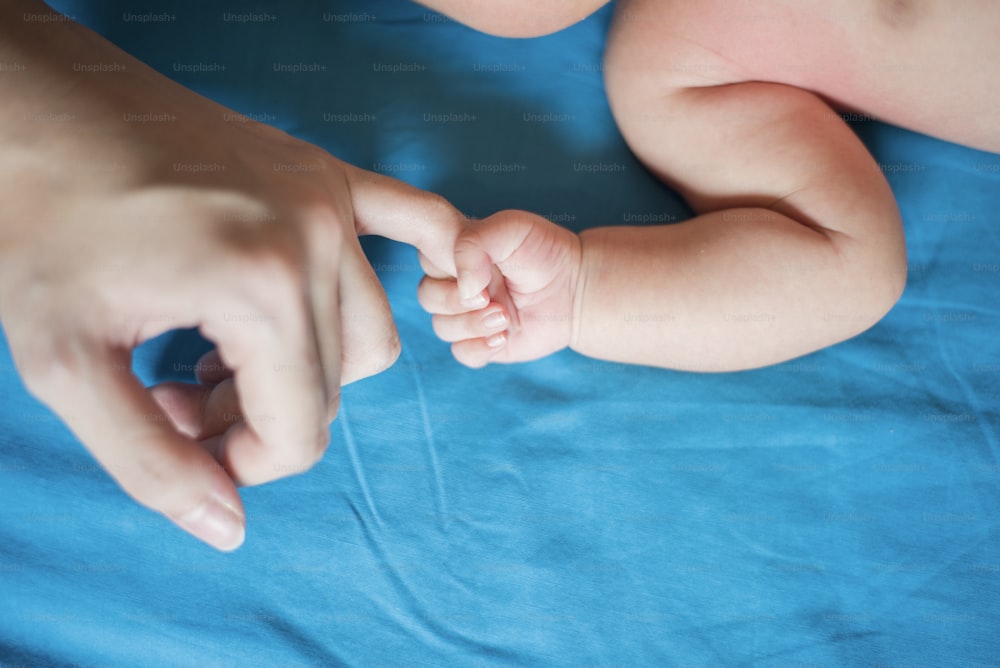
xmin=0 ymin=2 xmax=462 ymax=550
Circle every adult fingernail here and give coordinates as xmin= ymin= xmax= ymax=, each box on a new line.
xmin=483 ymin=310 xmax=508 ymax=329
xmin=486 ymin=332 xmax=507 ymax=348
xmin=461 ymin=290 xmax=489 ymax=309
xmin=176 ymin=494 xmax=245 ymax=552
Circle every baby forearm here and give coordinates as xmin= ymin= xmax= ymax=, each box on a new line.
xmin=571 ymin=208 xmax=906 ymax=371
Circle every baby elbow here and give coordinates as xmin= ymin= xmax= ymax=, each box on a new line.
xmin=832 ymin=202 xmax=907 ymax=330
xmin=885 ymin=255 xmax=908 ymax=310
xmin=873 ymin=266 xmax=906 ymax=326
xmin=852 ymin=245 xmax=908 ymax=330
xmin=877 ymin=231 xmax=908 ymax=316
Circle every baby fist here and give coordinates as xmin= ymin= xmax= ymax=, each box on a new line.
xmin=417 ymin=210 xmax=582 ymax=367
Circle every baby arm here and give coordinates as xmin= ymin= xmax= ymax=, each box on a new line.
xmin=572 ymin=80 xmax=908 ymax=371
xmin=422 ymin=81 xmax=907 ymax=371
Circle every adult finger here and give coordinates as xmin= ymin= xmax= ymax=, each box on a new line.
xmin=336 ymin=235 xmax=400 ymax=386
xmin=343 ymin=164 xmax=464 ymax=275
xmin=194 ymin=349 xmax=233 ymax=385
xmin=300 ymin=205 xmax=345 ymax=413
xmin=207 ymin=287 xmax=330 ymax=487
xmin=26 ymin=342 xmax=246 ymax=551
xmin=149 ymin=378 xmax=242 ymax=440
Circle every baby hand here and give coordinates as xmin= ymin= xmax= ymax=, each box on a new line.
xmin=418 ymin=210 xmax=582 ymax=367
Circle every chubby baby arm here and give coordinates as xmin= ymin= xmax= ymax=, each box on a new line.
xmin=576 ymin=74 xmax=908 ymax=371
xmin=421 ymin=84 xmax=907 ymax=373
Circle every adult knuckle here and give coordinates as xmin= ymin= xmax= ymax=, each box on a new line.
xmin=219 ymin=208 xmax=304 ymax=270
xmin=13 ymin=334 xmax=86 ymax=401
xmin=301 ymin=204 xmax=348 ymax=256
xmin=253 ymin=247 xmax=306 ymax=288
xmin=231 ymin=253 xmax=307 ymax=325
xmin=279 ymin=429 xmax=330 ymax=476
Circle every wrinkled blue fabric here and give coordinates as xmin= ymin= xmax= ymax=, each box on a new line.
xmin=2 ymin=1 xmax=999 ymax=665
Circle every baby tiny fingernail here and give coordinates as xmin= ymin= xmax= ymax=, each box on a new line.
xmin=482 ymin=310 xmax=508 ymax=329
xmin=485 ymin=332 xmax=507 ymax=348
xmin=461 ymin=291 xmax=489 ymax=309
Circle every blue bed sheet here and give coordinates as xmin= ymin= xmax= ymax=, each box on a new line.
xmin=2 ymin=1 xmax=999 ymax=665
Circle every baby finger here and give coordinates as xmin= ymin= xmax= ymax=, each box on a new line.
xmin=431 ymin=306 xmax=509 ymax=343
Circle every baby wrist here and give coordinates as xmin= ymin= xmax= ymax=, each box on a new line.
xmin=569 ymin=229 xmax=596 ymax=354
